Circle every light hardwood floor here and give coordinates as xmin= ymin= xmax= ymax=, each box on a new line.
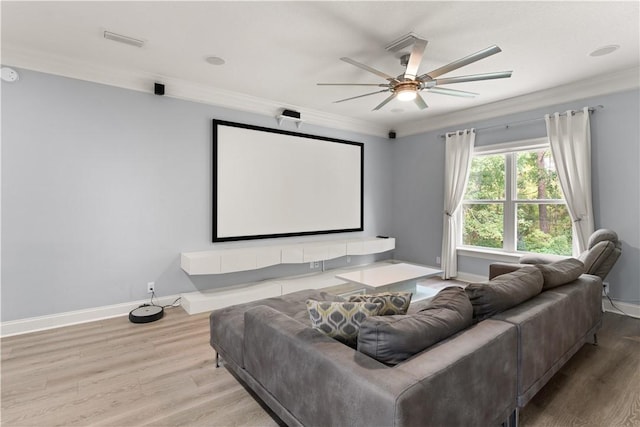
xmin=2 ymin=304 xmax=639 ymax=426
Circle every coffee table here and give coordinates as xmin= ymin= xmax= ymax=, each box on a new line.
xmin=335 ymin=263 xmax=444 ymax=301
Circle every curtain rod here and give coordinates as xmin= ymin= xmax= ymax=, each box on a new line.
xmin=440 ymin=105 xmax=604 ymax=139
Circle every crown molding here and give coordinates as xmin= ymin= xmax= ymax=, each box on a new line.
xmin=1 ymin=46 xmax=389 ymax=138
xmin=3 ymin=46 xmax=637 ymax=140
xmin=398 ymin=66 xmax=640 ymax=137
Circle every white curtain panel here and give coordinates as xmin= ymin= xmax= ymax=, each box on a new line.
xmin=545 ymin=107 xmax=594 ymax=255
xmin=441 ymin=129 xmax=475 ymax=279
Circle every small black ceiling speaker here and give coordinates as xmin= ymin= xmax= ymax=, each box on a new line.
xmin=129 ymin=304 xmax=164 ymax=323
xmin=282 ymin=109 xmax=301 ymax=119
xmin=154 ymin=83 xmax=165 ymax=96
xmin=388 ymin=130 xmax=397 ymax=139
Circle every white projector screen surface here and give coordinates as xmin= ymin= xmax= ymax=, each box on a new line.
xmin=213 ymin=120 xmax=363 ymax=242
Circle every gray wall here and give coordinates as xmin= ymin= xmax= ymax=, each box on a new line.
xmin=391 ymin=89 xmax=640 ymax=304
xmin=1 ymin=68 xmax=394 ymax=321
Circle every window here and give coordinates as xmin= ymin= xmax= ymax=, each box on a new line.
xmin=460 ymin=138 xmax=572 ymax=256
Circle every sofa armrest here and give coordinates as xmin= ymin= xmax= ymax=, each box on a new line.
xmin=243 ymin=305 xmax=517 ymax=427
xmin=489 ymin=262 xmax=529 ymax=279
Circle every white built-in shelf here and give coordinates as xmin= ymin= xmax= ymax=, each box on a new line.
xmin=180 ymin=237 xmax=395 ymax=275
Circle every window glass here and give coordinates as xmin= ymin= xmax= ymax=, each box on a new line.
xmin=462 ymin=203 xmax=504 ymax=249
xmin=465 ymin=154 xmax=505 ymax=200
xmin=517 ymin=203 xmax=572 ymax=255
xmin=516 ymin=149 xmax=564 ymax=200
xmin=460 ymin=144 xmax=572 ymax=256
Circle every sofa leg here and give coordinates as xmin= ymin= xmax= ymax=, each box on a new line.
xmin=593 ymin=333 xmax=598 ymax=346
xmin=504 ymin=408 xmax=519 ymax=427
xmin=215 ymin=351 xmax=220 ymax=368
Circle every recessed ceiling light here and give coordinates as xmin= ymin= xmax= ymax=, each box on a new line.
xmin=205 ymin=56 xmax=226 ymax=66
xmin=589 ymin=45 xmax=620 ymax=57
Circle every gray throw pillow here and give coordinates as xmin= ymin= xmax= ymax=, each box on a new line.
xmin=348 ymin=292 xmax=412 ymax=315
xmin=357 ymin=287 xmax=473 ymax=365
xmin=306 ymin=300 xmax=381 ymax=347
xmin=465 ymin=265 xmax=543 ymax=321
xmin=536 ymin=258 xmax=584 ymax=290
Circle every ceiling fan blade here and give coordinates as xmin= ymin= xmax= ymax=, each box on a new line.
xmin=435 ymin=71 xmax=513 ymax=86
xmin=420 ymin=45 xmax=502 ymax=79
xmin=414 ymin=93 xmax=428 ymax=110
xmin=404 ymin=38 xmax=428 ymax=80
xmin=333 ymin=89 xmax=390 ymax=104
xmin=372 ymin=94 xmax=397 ymax=111
xmin=428 ymin=87 xmax=478 ymax=98
xmin=317 ymin=83 xmax=390 ymax=87
xmin=340 ymin=57 xmax=399 ymax=83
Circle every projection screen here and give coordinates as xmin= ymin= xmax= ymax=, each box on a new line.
xmin=212 ymin=119 xmax=364 ymax=242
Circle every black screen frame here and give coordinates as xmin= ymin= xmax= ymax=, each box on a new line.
xmin=212 ymin=119 xmax=364 ymax=242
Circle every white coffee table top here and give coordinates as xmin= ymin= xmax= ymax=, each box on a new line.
xmin=335 ymin=263 xmax=443 ymax=289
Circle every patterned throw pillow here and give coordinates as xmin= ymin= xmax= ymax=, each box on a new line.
xmin=306 ymin=300 xmax=381 ymax=346
xmin=348 ymin=292 xmax=412 ymax=315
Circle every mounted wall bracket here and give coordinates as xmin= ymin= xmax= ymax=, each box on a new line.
xmin=385 ymin=32 xmax=427 ymax=53
xmin=276 ymin=109 xmax=303 ymax=128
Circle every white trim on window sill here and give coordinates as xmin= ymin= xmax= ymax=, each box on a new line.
xmin=457 ymin=247 xmax=522 ymax=263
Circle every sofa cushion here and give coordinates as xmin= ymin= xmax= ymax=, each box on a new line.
xmin=306 ymin=300 xmax=381 ymax=347
xmin=536 ymin=258 xmax=584 ymax=290
xmin=465 ymin=266 xmax=543 ymax=321
xmin=357 ymin=287 xmax=473 ymax=365
xmin=519 ymin=253 xmax=567 ymax=264
xmin=348 ymin=292 xmax=412 ymax=315
xmin=579 ymin=240 xmax=615 ymax=276
xmin=587 ymin=228 xmax=618 ymax=248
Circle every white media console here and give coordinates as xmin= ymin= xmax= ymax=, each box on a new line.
xmin=180 ymin=237 xmax=395 ymax=314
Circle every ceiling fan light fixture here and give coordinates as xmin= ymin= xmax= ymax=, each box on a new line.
xmin=396 ymin=87 xmax=417 ymax=102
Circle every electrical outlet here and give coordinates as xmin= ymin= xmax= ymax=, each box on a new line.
xmin=314 ymin=261 xmax=320 ymax=268
xmin=602 ymin=282 xmax=609 ymax=296
xmin=347 ymin=256 xmax=351 ymax=264
xmin=436 ymin=256 xmax=441 ymax=266
xmin=310 ymin=262 xmax=314 ymax=269
xmin=147 ymin=282 xmax=155 ymax=294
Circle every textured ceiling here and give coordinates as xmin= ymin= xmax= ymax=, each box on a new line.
xmin=2 ymin=1 xmax=639 ymax=134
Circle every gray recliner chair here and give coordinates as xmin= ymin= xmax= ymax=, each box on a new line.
xmin=490 ymin=229 xmax=622 ymax=281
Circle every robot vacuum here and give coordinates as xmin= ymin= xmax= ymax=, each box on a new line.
xmin=129 ymin=304 xmax=164 ymax=323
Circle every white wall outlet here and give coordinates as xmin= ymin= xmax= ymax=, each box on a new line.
xmin=436 ymin=256 xmax=441 ymax=266
xmin=314 ymin=261 xmax=320 ymax=268
xmin=347 ymin=256 xmax=351 ymax=264
xmin=602 ymin=282 xmax=609 ymax=296
xmin=147 ymin=282 xmax=155 ymax=294
xmin=310 ymin=262 xmax=314 ymax=269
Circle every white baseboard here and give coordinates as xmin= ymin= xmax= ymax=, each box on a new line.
xmin=0 ymin=294 xmax=182 ymax=338
xmin=602 ymin=298 xmax=640 ymax=319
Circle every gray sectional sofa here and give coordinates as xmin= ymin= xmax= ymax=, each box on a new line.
xmin=209 ymin=264 xmax=602 ymax=427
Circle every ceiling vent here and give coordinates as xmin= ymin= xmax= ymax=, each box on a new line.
xmin=103 ymin=31 xmax=145 ymax=48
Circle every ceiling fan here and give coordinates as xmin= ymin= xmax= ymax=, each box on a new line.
xmin=318 ymin=37 xmax=512 ymax=111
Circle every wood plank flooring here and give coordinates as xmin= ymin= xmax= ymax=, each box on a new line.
xmin=2 ymin=304 xmax=639 ymax=426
